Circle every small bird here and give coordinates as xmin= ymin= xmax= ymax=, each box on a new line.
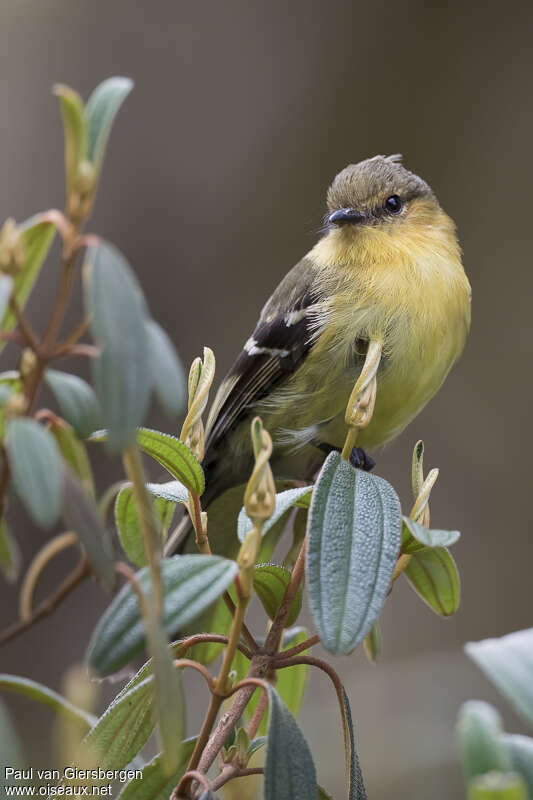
xmin=181 ymin=155 xmax=471 ymax=552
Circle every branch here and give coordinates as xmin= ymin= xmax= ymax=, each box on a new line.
xmin=0 ymin=556 xmax=90 ymax=646
xmin=263 ymin=538 xmax=307 ymax=654
xmin=19 ymin=531 xmax=79 ymax=621
xmin=210 ymin=765 xmax=264 ymax=793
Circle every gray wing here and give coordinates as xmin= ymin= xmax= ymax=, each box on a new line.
xmin=205 ymin=258 xmax=324 ymax=455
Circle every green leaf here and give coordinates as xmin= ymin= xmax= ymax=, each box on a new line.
xmin=363 ymin=621 xmax=382 ymax=664
xmin=248 ymin=736 xmax=267 ymax=758
xmin=402 ymin=516 xmax=460 ymax=553
xmin=404 ymin=546 xmax=460 ymax=616
xmin=146 ymin=480 xmax=188 ymax=505
xmin=49 ymin=421 xmax=95 ymax=497
xmin=341 ymin=688 xmax=367 ymax=800
xmin=84 ymin=242 xmax=151 ymax=452
xmin=88 ymin=554 xmax=239 ymax=676
xmin=91 ymin=427 xmax=204 ymax=494
xmin=238 ymin=486 xmax=312 ymax=542
xmin=63 ymin=469 xmax=115 ymax=590
xmin=0 ymin=519 xmax=20 ymax=583
xmin=85 ymin=77 xmax=133 ymax=173
xmin=0 ymin=371 xmax=21 ymax=439
xmin=78 ymin=677 xmax=154 ymax=772
xmin=45 ymin=369 xmax=100 ymax=439
xmin=0 ymin=217 xmax=56 ymax=351
xmin=53 ymin=84 xmax=88 ymax=198
xmin=117 ymin=738 xmax=197 ymax=800
xmin=0 ymin=673 xmax=96 ymax=728
xmin=253 ymin=564 xmax=302 ymax=627
xmin=307 ymin=452 xmax=401 ymax=654
xmin=0 ymin=700 xmax=25 ymax=780
xmin=144 ymin=604 xmax=184 ymax=774
xmin=465 ymin=628 xmax=533 ymax=728
xmin=145 ymin=320 xmax=186 ymax=417
xmin=457 ymin=701 xmax=511 ymax=781
xmin=467 ymin=772 xmax=528 ymax=799
xmin=183 ymin=596 xmax=234 ymax=666
xmin=5 ymin=417 xmax=63 ymax=528
xmin=265 ymin=685 xmax=318 ymax=800
xmin=502 ymin=734 xmax=533 ymax=797
xmin=318 ymin=788 xmax=334 ymax=800
xmin=0 ymin=275 xmax=13 ymax=321
xmin=115 ymin=485 xmax=176 ymax=567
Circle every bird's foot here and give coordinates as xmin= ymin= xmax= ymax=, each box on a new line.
xmin=349 ymin=446 xmax=375 ymax=472
xmin=315 ymin=440 xmax=375 ymax=472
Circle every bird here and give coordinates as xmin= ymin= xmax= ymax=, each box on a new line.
xmin=178 ymin=154 xmax=471 ymax=555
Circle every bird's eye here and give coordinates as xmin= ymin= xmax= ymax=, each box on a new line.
xmin=384 ymin=195 xmax=402 ymax=214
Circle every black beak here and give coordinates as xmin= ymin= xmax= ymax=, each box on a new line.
xmin=328 ymin=207 xmax=365 ymax=227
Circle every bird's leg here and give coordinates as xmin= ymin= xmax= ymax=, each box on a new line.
xmin=314 ymin=441 xmax=375 ymax=472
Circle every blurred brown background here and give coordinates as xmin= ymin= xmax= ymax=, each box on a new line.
xmin=1 ymin=1 xmax=532 ymax=797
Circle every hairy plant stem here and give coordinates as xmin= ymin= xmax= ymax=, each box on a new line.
xmin=122 ymin=446 xmax=163 ymax=615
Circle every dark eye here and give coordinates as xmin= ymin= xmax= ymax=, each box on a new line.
xmin=384 ymin=195 xmax=402 ymax=214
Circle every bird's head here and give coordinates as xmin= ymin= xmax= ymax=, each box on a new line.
xmin=326 ymin=155 xmax=438 ymax=231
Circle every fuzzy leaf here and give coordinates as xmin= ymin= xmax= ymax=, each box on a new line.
xmin=88 ymin=555 xmax=239 ymax=676
xmin=502 ymin=734 xmax=533 ymax=797
xmin=0 ymin=218 xmax=55 ymax=350
xmin=465 ymin=628 xmax=533 ymax=728
xmin=53 ymin=84 xmax=88 ymax=197
xmin=265 ymin=685 xmax=318 ymax=800
xmin=5 ymin=417 xmax=63 ymax=528
xmin=49 ymin=421 xmax=95 ymax=497
xmin=0 ymin=275 xmax=13 ymax=321
xmin=115 ymin=485 xmax=175 ymax=567
xmin=84 ymin=242 xmax=151 ymax=451
xmin=63 ymin=469 xmax=115 ymax=589
xmin=146 ymin=480 xmax=188 ymax=505
xmin=341 ymin=688 xmax=367 ymax=800
xmin=0 ymin=673 xmax=96 ymax=728
xmin=253 ymin=564 xmax=302 ymax=627
xmin=402 ymin=516 xmax=460 ymax=553
xmin=404 ymin=546 xmax=460 ymax=616
xmin=145 ymin=320 xmax=186 ymax=417
xmin=117 ymin=738 xmax=197 ymax=800
xmin=238 ymin=486 xmax=312 ymax=543
xmin=307 ymin=452 xmax=401 ymax=653
xmin=85 ymin=77 xmax=133 ymax=173
xmin=457 ymin=701 xmax=511 ymax=781
xmin=91 ymin=427 xmax=204 ymax=494
xmin=45 ymin=369 xmax=100 ymax=439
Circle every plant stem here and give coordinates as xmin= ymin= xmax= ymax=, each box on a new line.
xmin=209 ymin=766 xmax=264 ymax=793
xmin=264 ymin=538 xmax=307 ymax=654
xmin=19 ymin=531 xmax=79 ymax=621
xmin=122 ymin=445 xmax=163 ymax=615
xmin=273 ymin=633 xmax=320 ymax=661
xmin=0 ymin=556 xmax=90 ymax=646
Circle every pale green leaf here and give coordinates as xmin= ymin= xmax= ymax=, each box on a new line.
xmin=238 ymin=486 xmax=312 ymax=543
xmin=265 ymin=685 xmax=318 ymax=800
xmin=465 ymin=628 xmax=533 ymax=728
xmin=84 ymin=242 xmax=151 ymax=451
xmin=85 ymin=77 xmax=133 ymax=173
xmin=49 ymin=421 xmax=95 ymax=497
xmin=146 ymin=480 xmax=188 ymax=505
xmin=63 ymin=469 xmax=115 ymax=590
xmin=115 ymin=485 xmax=176 ymax=567
xmin=457 ymin=701 xmax=511 ymax=781
xmin=253 ymin=563 xmax=302 ymax=627
xmin=5 ymin=417 xmax=63 ymax=528
xmin=0 ymin=673 xmax=96 ymax=728
xmin=404 ymin=546 xmax=460 ymax=616
xmin=53 ymin=84 xmax=88 ymax=197
xmin=0 ymin=275 xmax=13 ymax=321
xmin=117 ymin=738 xmax=197 ymax=800
xmin=0 ymin=218 xmax=55 ymax=350
xmin=88 ymin=554 xmax=239 ymax=676
xmin=402 ymin=516 xmax=460 ymax=552
xmin=307 ymin=452 xmax=401 ymax=653
xmin=145 ymin=320 xmax=186 ymax=417
xmin=502 ymin=734 xmax=533 ymax=797
xmin=45 ymin=369 xmax=100 ymax=439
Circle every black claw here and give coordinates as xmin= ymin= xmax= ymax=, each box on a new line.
xmin=349 ymin=447 xmax=375 ymax=472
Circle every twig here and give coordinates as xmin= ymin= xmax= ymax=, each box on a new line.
xmin=247 ymin=686 xmax=269 ymax=739
xmin=0 ymin=556 xmax=90 ymax=646
xmin=53 ymin=343 xmax=98 ymax=360
xmin=173 ymin=659 xmax=214 ymax=691
xmin=9 ymin=297 xmax=39 ymax=350
xmin=174 ymin=633 xmax=253 ymax=662
xmin=210 ymin=765 xmax=264 ymax=793
xmin=19 ymin=531 xmax=79 ymax=621
xmin=263 ymin=538 xmax=307 ymax=654
xmin=175 ymin=771 xmax=211 ymax=796
xmin=274 ymin=633 xmax=320 ymax=661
